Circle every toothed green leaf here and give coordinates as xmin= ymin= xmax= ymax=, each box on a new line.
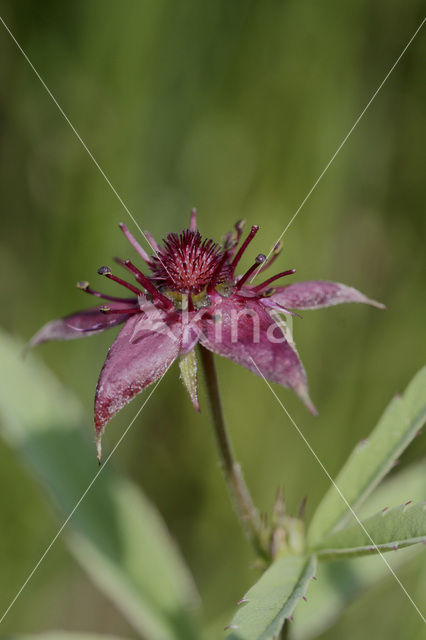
xmin=291 ymin=546 xmax=422 ymax=640
xmin=226 ymin=555 xmax=317 ymax=640
xmin=292 ymin=461 xmax=426 ymax=639
xmin=313 ymin=502 xmax=426 ymax=558
xmin=308 ymin=367 xmax=426 ymax=546
xmin=0 ymin=331 xmax=200 ymax=640
xmin=358 ymin=459 xmax=426 ymax=519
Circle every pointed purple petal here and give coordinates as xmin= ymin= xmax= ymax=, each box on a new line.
xmin=270 ymin=281 xmax=385 ymax=310
xmin=95 ymin=311 xmax=182 ymax=431
xmin=198 ymin=298 xmax=316 ymax=413
xmin=28 ymin=302 xmax=139 ymax=348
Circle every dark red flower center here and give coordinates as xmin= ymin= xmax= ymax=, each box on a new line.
xmin=91 ymin=213 xmax=296 ymax=314
xmin=149 ymin=230 xmax=231 ymax=295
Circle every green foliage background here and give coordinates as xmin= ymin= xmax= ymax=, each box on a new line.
xmin=0 ymin=1 xmax=424 ymax=638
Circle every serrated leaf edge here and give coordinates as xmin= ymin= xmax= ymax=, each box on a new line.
xmin=312 ymin=501 xmax=426 ymax=559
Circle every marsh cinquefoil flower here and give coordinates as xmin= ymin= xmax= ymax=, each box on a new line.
xmin=31 ymin=210 xmax=384 ymax=455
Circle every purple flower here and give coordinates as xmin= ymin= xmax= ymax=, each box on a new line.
xmin=31 ymin=210 xmax=384 ymax=451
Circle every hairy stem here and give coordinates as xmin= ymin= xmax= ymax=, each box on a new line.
xmin=198 ymin=345 xmax=265 ymax=556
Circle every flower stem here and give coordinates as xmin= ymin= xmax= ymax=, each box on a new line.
xmin=198 ymin=345 xmax=265 ymax=556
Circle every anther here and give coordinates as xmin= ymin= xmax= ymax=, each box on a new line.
xmin=98 ymin=306 xmax=140 ymax=315
xmin=262 ymin=287 xmax=276 ymax=297
xmin=122 ymin=259 xmax=173 ymax=308
xmin=236 ymin=254 xmax=266 ymax=290
xmin=234 ymin=219 xmax=246 ymax=245
xmin=252 ymin=268 xmax=296 ymax=293
xmin=98 ymin=266 xmax=144 ymax=297
xmin=223 ymin=219 xmax=246 ymax=253
xmin=77 ymin=280 xmax=136 ymax=303
xmin=258 ymin=240 xmax=283 ymax=273
xmin=230 ymin=225 xmax=260 ymax=273
xmin=98 ymin=266 xmax=112 ymax=276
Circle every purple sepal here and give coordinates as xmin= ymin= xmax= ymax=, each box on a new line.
xmin=198 ymin=298 xmax=317 ymax=414
xmin=95 ymin=312 xmax=182 ymax=431
xmin=270 ymin=281 xmax=385 ymax=310
xmin=28 ymin=302 xmax=138 ymax=348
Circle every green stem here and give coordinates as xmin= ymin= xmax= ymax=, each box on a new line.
xmin=198 ymin=345 xmax=265 ymax=556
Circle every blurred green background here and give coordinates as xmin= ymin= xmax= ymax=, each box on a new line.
xmin=0 ymin=1 xmax=425 ymax=638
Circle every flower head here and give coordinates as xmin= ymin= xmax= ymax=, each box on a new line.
xmin=30 ymin=209 xmax=384 ymax=458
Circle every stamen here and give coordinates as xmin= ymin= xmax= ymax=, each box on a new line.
xmin=99 ymin=305 xmax=140 ymax=315
xmin=208 ymin=251 xmax=231 ymax=291
xmin=235 ymin=219 xmax=246 ymax=242
xmin=76 ymin=280 xmax=136 ymax=303
xmin=97 ymin=266 xmax=144 ymax=297
xmin=236 ymin=254 xmax=266 ymax=290
xmin=121 ymin=259 xmax=173 ymax=308
xmin=252 ymin=268 xmax=296 ymax=292
xmin=190 ymin=207 xmax=197 ymax=231
xmin=226 ymin=219 xmax=247 ymax=256
xmin=144 ymin=230 xmax=160 ymax=252
xmin=119 ymin=223 xmax=152 ymax=265
xmin=230 ymin=225 xmax=259 ymax=273
xmin=258 ymin=241 xmax=283 ymax=273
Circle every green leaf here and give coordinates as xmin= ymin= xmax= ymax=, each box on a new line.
xmin=358 ymin=459 xmax=426 ymax=519
xmin=313 ymin=502 xmax=426 ymax=558
xmin=8 ymin=634 xmax=129 ymax=640
xmin=308 ymin=367 xmax=426 ymax=546
xmin=226 ymin=555 xmax=317 ymax=640
xmin=0 ymin=331 xmax=200 ymax=640
xmin=293 ymin=461 xmax=426 ymax=639
xmin=209 ymin=465 xmax=426 ymax=640
xmin=292 ymin=546 xmax=422 ymax=640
